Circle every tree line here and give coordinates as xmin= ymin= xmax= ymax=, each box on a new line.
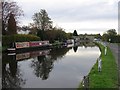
xmin=24 ymin=9 xmax=73 ymax=43
xmin=2 ymin=0 xmax=120 ymax=44
xmin=102 ymin=29 xmax=120 ymax=43
xmin=2 ymin=1 xmax=73 ymax=43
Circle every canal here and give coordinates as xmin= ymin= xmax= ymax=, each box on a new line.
xmin=2 ymin=42 xmax=100 ymax=88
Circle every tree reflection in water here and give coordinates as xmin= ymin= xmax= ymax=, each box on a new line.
xmin=31 ymin=48 xmax=70 ymax=80
xmin=2 ymin=42 xmax=97 ymax=88
xmin=2 ymin=54 xmax=26 ymax=88
xmin=73 ymin=46 xmax=78 ymax=52
xmin=77 ymin=42 xmax=96 ymax=48
xmin=31 ymin=55 xmax=53 ymax=80
xmin=50 ymin=48 xmax=71 ymax=60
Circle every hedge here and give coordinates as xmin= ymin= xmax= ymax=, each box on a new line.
xmin=2 ymin=34 xmax=40 ymax=47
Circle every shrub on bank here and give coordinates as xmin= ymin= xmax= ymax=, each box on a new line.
xmin=2 ymin=34 xmax=40 ymax=47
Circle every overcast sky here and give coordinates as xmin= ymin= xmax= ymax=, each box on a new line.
xmin=14 ymin=0 xmax=119 ymax=34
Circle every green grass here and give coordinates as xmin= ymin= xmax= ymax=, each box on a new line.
xmin=79 ymin=43 xmax=118 ymax=88
xmin=118 ymin=43 xmax=120 ymax=46
xmin=0 ymin=46 xmax=2 ymax=51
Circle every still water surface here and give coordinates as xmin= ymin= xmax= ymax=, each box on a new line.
xmin=2 ymin=43 xmax=100 ymax=88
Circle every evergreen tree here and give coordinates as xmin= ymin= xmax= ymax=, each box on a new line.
xmin=73 ymin=30 xmax=78 ymax=36
xmin=7 ymin=13 xmax=17 ymax=35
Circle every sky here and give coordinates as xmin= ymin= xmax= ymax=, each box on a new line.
xmin=14 ymin=0 xmax=119 ymax=34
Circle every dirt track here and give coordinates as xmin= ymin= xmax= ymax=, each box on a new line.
xmin=106 ymin=43 xmax=120 ymax=89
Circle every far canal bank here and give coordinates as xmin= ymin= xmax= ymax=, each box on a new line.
xmin=79 ymin=42 xmax=118 ymax=88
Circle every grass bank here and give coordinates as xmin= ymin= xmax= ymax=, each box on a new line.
xmin=79 ymin=42 xmax=118 ymax=88
xmin=118 ymin=43 xmax=120 ymax=46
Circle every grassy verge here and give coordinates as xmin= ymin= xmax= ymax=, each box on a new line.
xmin=118 ymin=43 xmax=120 ymax=46
xmin=0 ymin=46 xmax=1 ymax=50
xmin=79 ymin=42 xmax=118 ymax=88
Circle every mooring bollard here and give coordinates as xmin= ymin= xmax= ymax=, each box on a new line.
xmin=105 ymin=47 xmax=107 ymax=56
xmin=98 ymin=58 xmax=102 ymax=72
xmin=82 ymin=76 xmax=89 ymax=88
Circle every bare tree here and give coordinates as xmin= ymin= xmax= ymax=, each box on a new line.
xmin=1 ymin=0 xmax=23 ymax=35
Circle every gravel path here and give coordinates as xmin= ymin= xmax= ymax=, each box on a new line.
xmin=106 ymin=43 xmax=120 ymax=89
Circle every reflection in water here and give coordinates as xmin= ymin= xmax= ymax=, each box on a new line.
xmin=2 ymin=49 xmax=51 ymax=88
xmin=31 ymin=55 xmax=53 ymax=80
xmin=50 ymin=48 xmax=70 ymax=60
xmin=73 ymin=46 xmax=78 ymax=52
xmin=79 ymin=42 xmax=96 ymax=48
xmin=2 ymin=54 xmax=26 ymax=88
xmin=2 ymin=42 xmax=100 ymax=88
xmin=16 ymin=49 xmax=50 ymax=61
xmin=30 ymin=48 xmax=70 ymax=80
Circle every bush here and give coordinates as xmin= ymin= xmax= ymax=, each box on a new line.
xmin=2 ymin=34 xmax=40 ymax=47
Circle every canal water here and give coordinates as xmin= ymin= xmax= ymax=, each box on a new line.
xmin=2 ymin=43 xmax=100 ymax=88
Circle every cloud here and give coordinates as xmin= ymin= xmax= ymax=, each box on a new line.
xmin=14 ymin=0 xmax=119 ymax=34
xmin=50 ymin=0 xmax=118 ymax=22
xmin=55 ymin=19 xmax=118 ymax=34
